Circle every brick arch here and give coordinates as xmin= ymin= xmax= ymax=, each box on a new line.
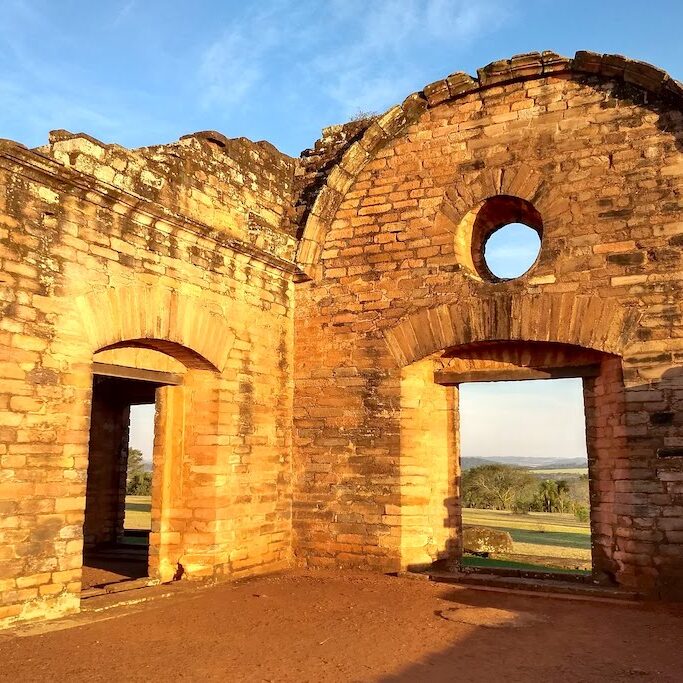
xmin=382 ymin=293 xmax=640 ymax=367
xmin=296 ymin=50 xmax=683 ymax=279
xmin=75 ymin=285 xmax=235 ymax=371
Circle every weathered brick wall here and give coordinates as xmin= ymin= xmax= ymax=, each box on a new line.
xmin=1 ymin=49 xmax=683 ymax=628
xmin=293 ymin=52 xmax=683 ymax=595
xmin=38 ymin=129 xmax=299 ymax=248
xmin=583 ymin=356 xmax=626 ymax=583
xmin=0 ymin=134 xmax=296 ymax=625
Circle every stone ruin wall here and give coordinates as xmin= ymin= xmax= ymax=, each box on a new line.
xmin=0 ymin=50 xmax=681 ymax=627
xmin=0 ymin=133 xmax=297 ymax=623
xmin=293 ymin=52 xmax=683 ymax=593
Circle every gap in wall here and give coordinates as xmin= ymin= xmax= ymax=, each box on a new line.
xmin=458 ymin=378 xmax=591 ymax=576
xmin=124 ymin=403 xmax=155 ymax=539
xmin=82 ymin=376 xmax=158 ymax=591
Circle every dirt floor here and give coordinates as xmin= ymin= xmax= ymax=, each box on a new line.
xmin=1 ymin=570 xmax=682 ymax=682
xmin=81 ymin=556 xmax=148 ymax=589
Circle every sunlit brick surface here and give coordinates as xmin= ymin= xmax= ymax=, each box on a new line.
xmin=1 ymin=51 xmax=682 ymax=627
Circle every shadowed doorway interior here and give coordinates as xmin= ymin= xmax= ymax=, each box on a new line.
xmin=82 ymin=373 xmax=163 ymax=591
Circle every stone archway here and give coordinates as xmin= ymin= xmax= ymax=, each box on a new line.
xmin=74 ymin=285 xmax=236 ymax=371
xmin=396 ymin=338 xmax=626 ymax=586
xmin=70 ymin=286 xmax=238 ymax=590
xmin=383 ymin=292 xmax=639 ymax=367
xmin=383 ymin=294 xmax=638 ymax=585
xmin=83 ymin=336 xmax=219 ymax=589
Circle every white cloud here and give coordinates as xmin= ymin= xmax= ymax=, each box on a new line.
xmin=0 ymin=78 xmax=117 ymax=134
xmin=112 ymin=0 xmax=136 ymax=28
xmin=326 ymin=69 xmax=414 ymax=116
xmin=425 ymin=0 xmax=503 ymax=41
xmin=198 ymin=2 xmax=309 ymax=109
xmin=200 ymin=30 xmax=265 ymax=108
xmin=317 ymin=0 xmax=509 ymax=117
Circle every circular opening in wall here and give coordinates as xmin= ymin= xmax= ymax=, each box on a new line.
xmin=458 ymin=195 xmax=544 ymax=282
xmin=483 ymin=223 xmax=542 ymax=280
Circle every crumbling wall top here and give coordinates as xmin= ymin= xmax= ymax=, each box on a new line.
xmin=295 ymin=50 xmax=683 ymax=278
xmin=31 ymin=128 xmax=300 ymax=262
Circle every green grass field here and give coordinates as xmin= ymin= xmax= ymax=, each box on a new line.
xmin=462 ymin=508 xmax=592 ymax=572
xmin=124 ymin=495 xmax=151 ymax=530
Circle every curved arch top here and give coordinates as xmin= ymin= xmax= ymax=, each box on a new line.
xmin=75 ymin=285 xmax=236 ymax=372
xmin=382 ymin=292 xmax=640 ymax=367
xmin=296 ymin=50 xmax=683 ymax=279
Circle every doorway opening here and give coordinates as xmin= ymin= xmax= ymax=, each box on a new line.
xmin=124 ymin=404 xmax=155 ymax=540
xmin=82 ymin=370 xmax=170 ymax=591
xmin=458 ymin=378 xmax=591 ymax=576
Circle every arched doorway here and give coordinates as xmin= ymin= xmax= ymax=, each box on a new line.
xmin=82 ymin=341 xmax=216 ymax=592
xmin=399 ymin=340 xmax=625 ymax=586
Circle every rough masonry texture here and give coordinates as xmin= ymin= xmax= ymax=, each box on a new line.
xmin=0 ymin=50 xmax=682 ymax=626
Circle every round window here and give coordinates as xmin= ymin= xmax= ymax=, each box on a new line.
xmin=454 ymin=195 xmax=544 ymax=282
xmin=483 ymin=222 xmax=542 ymax=280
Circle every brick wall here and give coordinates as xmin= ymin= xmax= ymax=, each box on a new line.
xmin=0 ymin=135 xmax=296 ymax=625
xmin=1 ymin=50 xmax=683 ymax=627
xmin=293 ymin=52 xmax=683 ymax=596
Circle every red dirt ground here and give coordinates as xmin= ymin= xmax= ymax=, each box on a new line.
xmin=81 ymin=558 xmax=148 ymax=589
xmin=1 ymin=570 xmax=681 ymax=682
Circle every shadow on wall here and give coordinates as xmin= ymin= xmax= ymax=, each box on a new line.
xmin=573 ymin=74 xmax=683 ymax=156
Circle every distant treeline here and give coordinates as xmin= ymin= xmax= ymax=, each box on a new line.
xmin=461 ymin=456 xmax=587 ymax=471
xmin=462 ymin=464 xmax=589 ymax=522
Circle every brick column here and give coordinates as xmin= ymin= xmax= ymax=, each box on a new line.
xmin=397 ymin=358 xmax=459 ymax=569
xmin=583 ymin=357 xmax=626 ymax=585
xmin=149 ymin=385 xmax=185 ymax=583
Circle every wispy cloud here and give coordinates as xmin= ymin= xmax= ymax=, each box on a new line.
xmin=314 ymin=0 xmax=509 ymax=116
xmin=0 ymin=0 xmax=177 ymax=146
xmin=0 ymin=0 xmax=513 ymax=150
xmin=197 ymin=0 xmax=509 ymax=117
xmin=112 ymin=1 xmax=136 ymax=28
xmin=200 ymin=30 xmax=264 ymax=107
xmin=0 ymin=78 xmax=118 ymax=142
xmin=198 ymin=2 xmax=310 ymax=109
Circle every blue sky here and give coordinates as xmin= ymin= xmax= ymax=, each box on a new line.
xmin=1 ymin=0 xmax=681 ymax=155
xmin=485 ymin=223 xmax=541 ymax=279
xmin=460 ymin=379 xmax=587 ymax=461
xmin=4 ymin=0 xmax=676 ymax=461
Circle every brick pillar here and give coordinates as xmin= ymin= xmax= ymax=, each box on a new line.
xmin=83 ymin=385 xmax=130 ymax=548
xmin=397 ymin=358 xmax=459 ymax=569
xmin=583 ymin=357 xmax=625 ymax=585
xmin=149 ymin=385 xmax=185 ymax=583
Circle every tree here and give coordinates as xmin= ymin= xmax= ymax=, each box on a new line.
xmin=533 ymin=479 xmax=572 ymax=513
xmin=126 ymin=472 xmax=152 ymax=496
xmin=126 ymin=448 xmax=145 ymax=480
xmin=125 ymin=448 xmax=151 ymax=495
xmin=461 ymin=464 xmax=537 ymax=511
xmin=567 ymin=474 xmax=589 ymax=506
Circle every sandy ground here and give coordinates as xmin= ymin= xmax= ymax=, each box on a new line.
xmin=81 ymin=557 xmax=148 ymax=589
xmin=1 ymin=570 xmax=681 ymax=682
